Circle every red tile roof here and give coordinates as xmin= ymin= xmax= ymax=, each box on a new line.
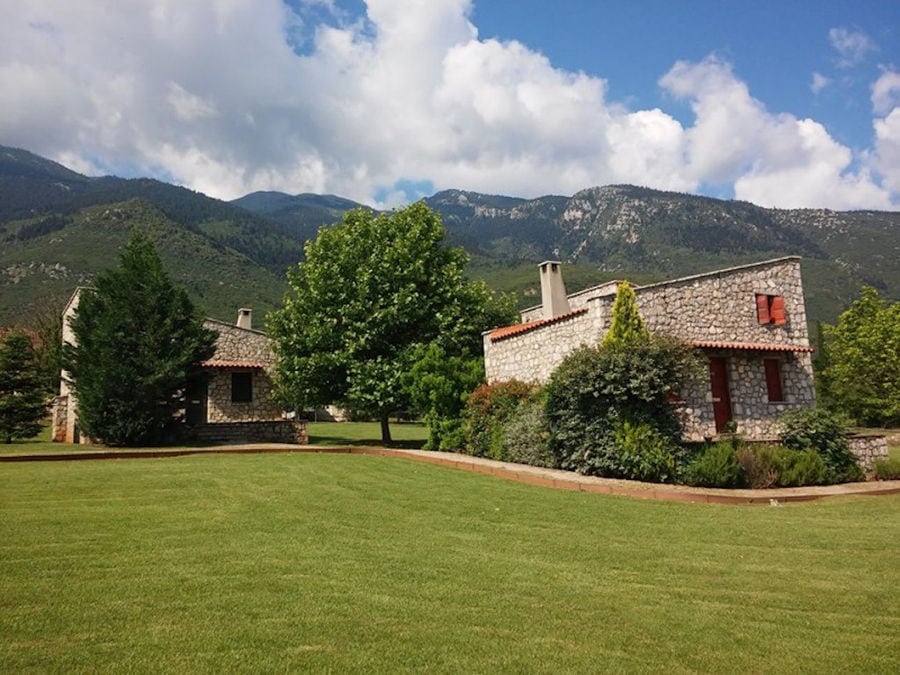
xmin=201 ymin=360 xmax=267 ymax=369
xmin=489 ymin=308 xmax=588 ymax=343
xmin=690 ymin=340 xmax=814 ymax=353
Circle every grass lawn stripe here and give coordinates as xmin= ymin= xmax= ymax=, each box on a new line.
xmin=1 ymin=453 xmax=898 ymax=672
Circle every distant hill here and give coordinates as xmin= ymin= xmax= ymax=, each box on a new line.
xmin=0 ymin=146 xmax=297 ymax=324
xmin=2 ymin=145 xmax=897 ymax=330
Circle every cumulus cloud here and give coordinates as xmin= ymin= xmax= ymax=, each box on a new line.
xmin=0 ymin=0 xmax=895 ymax=209
xmin=660 ymin=56 xmax=893 ymax=210
xmin=829 ymin=27 xmax=876 ymax=68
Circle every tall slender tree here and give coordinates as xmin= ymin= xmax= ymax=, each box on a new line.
xmin=63 ymin=231 xmax=216 ymax=446
xmin=602 ymin=282 xmax=649 ymax=346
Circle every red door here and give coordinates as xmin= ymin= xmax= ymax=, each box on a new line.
xmin=708 ymin=357 xmax=732 ymax=433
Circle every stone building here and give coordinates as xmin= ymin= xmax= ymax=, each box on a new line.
xmin=484 ymin=257 xmax=816 ymax=441
xmin=53 ymin=291 xmax=306 ymax=445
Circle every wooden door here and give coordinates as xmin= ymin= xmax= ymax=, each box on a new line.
xmin=708 ymin=357 xmax=732 ymax=433
xmin=186 ymin=374 xmax=208 ymax=425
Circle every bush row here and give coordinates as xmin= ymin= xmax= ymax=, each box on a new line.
xmin=457 ymin=339 xmax=865 ymax=488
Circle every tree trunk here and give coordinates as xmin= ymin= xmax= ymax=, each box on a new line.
xmin=380 ymin=412 xmax=392 ymax=445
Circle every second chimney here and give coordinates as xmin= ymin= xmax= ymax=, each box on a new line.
xmin=539 ymin=261 xmax=570 ymax=319
xmin=236 ymin=308 xmax=252 ymax=330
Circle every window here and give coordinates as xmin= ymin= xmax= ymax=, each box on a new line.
xmin=231 ymin=372 xmax=252 ymax=403
xmin=764 ymin=358 xmax=784 ymax=402
xmin=756 ymin=294 xmax=787 ymax=326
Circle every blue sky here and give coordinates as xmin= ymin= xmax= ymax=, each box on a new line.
xmin=472 ymin=0 xmax=897 ymax=150
xmin=2 ymin=0 xmax=898 ymax=209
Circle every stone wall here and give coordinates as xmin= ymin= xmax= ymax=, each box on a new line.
xmin=484 ymin=306 xmax=603 ymax=383
xmin=192 ymin=420 xmax=308 ymax=445
xmin=848 ymin=435 xmax=889 ymax=478
xmin=635 ymin=257 xmax=809 ymax=344
xmin=204 ymin=319 xmax=273 ymax=364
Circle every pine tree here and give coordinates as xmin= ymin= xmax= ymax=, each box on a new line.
xmin=0 ymin=331 xmax=47 ymax=443
xmin=63 ymin=231 xmax=217 ymax=446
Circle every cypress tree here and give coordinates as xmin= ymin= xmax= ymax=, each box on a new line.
xmin=63 ymin=231 xmax=216 ymax=446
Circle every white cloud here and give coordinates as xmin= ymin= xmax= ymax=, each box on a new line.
xmin=872 ymin=69 xmax=900 ymax=115
xmin=810 ymin=71 xmax=830 ymax=94
xmin=829 ymin=27 xmax=876 ymax=68
xmin=659 ymin=56 xmax=894 ymax=210
xmin=0 ymin=0 xmax=895 ymax=210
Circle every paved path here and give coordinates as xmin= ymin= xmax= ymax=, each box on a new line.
xmin=3 ymin=444 xmax=898 ymax=505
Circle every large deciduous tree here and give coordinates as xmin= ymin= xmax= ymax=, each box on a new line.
xmin=818 ymin=286 xmax=899 ymax=426
xmin=268 ymin=202 xmax=515 ymax=444
xmin=0 ymin=330 xmax=48 ymax=443
xmin=63 ymin=231 xmax=217 ymax=446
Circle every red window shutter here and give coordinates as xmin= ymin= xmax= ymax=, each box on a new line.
xmin=756 ymin=294 xmax=770 ymax=324
xmin=770 ymin=296 xmax=787 ymax=325
xmin=764 ymin=359 xmax=783 ymax=402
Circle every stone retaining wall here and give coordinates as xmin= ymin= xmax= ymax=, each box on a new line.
xmin=848 ymin=435 xmax=889 ymax=477
xmin=191 ymin=421 xmax=308 ymax=445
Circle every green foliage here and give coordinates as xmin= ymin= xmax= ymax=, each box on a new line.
xmin=613 ymin=419 xmax=677 ymax=483
xmin=873 ymin=456 xmax=900 ymax=480
xmin=499 ymin=397 xmax=556 ymax=468
xmin=602 ymin=283 xmax=649 ymax=347
xmin=463 ymin=380 xmax=534 ymax=459
xmin=268 ymin=202 xmax=515 ymax=443
xmin=779 ymin=407 xmax=863 ymax=483
xmin=405 ymin=344 xmax=484 ymax=451
xmin=683 ymin=441 xmax=748 ymax=488
xmin=778 ymin=449 xmax=830 ymax=487
xmin=0 ymin=331 xmax=48 ymax=443
xmin=734 ymin=443 xmax=831 ymax=489
xmin=544 ymin=337 xmax=700 ymax=476
xmin=63 ymin=231 xmax=216 ymax=446
xmin=817 ymin=287 xmax=900 ymax=426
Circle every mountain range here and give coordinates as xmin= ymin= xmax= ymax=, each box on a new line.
xmin=1 ymin=144 xmax=897 ymax=330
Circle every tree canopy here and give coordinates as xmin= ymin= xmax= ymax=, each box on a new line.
xmin=63 ymin=231 xmax=217 ymax=446
xmin=817 ymin=286 xmax=899 ymax=426
xmin=0 ymin=330 xmax=47 ymax=443
xmin=268 ymin=202 xmax=515 ymax=443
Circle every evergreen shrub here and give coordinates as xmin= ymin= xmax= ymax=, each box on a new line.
xmin=779 ymin=407 xmax=863 ymax=483
xmin=683 ymin=441 xmax=747 ymax=488
xmin=500 ymin=397 xmax=556 ymax=468
xmin=544 ymin=337 xmax=699 ymax=477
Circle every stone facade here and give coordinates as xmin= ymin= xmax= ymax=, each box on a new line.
xmin=484 ymin=257 xmax=816 ymax=441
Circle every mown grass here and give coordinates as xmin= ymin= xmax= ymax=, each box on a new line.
xmin=306 ymin=421 xmax=427 ymax=448
xmin=1 ymin=453 xmax=898 ymax=672
xmin=0 ymin=421 xmax=427 ymax=455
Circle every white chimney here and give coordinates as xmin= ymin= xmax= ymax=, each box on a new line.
xmin=539 ymin=261 xmax=570 ymax=319
xmin=236 ymin=308 xmax=252 ymax=330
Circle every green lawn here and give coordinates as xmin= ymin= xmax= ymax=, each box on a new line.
xmin=0 ymin=421 xmax=427 ymax=455
xmin=1 ymin=453 xmax=897 ymax=672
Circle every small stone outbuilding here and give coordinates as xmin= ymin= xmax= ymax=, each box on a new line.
xmin=484 ymin=257 xmax=816 ymax=441
xmin=53 ymin=293 xmax=306 ymax=445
